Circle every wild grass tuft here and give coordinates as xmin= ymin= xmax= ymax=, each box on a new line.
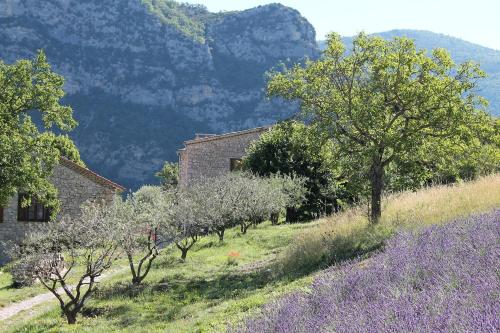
xmin=279 ymin=174 xmax=500 ymax=276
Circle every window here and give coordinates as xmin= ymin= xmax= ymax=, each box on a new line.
xmin=17 ymin=194 xmax=51 ymax=222
xmin=0 ymin=208 xmax=3 ymax=223
xmin=230 ymin=158 xmax=243 ymax=172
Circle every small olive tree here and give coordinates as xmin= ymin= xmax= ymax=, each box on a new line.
xmin=8 ymin=202 xmax=120 ymax=324
xmin=113 ymin=186 xmax=174 ymax=285
xmin=199 ymin=173 xmax=247 ymax=242
xmin=169 ymin=187 xmax=208 ymax=260
xmin=238 ymin=174 xmax=308 ymax=232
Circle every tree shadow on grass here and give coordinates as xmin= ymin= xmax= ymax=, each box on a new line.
xmin=88 ymin=225 xmax=392 ymax=329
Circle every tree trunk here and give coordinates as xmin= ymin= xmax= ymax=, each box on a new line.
xmin=370 ymin=160 xmax=384 ymax=224
xmin=65 ymin=310 xmax=77 ymax=324
xmin=180 ymin=248 xmax=188 ymax=261
xmin=127 ymin=253 xmax=139 ymax=285
xmin=217 ymin=228 xmax=225 ymax=242
xmin=270 ymin=213 xmax=279 ymax=225
xmin=132 ymin=276 xmax=142 ymax=285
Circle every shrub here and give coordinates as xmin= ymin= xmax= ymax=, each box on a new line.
xmin=8 ymin=260 xmax=38 ymax=288
xmin=235 ymin=210 xmax=500 ymax=332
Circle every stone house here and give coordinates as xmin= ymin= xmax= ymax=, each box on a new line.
xmin=177 ymin=126 xmax=270 ymax=186
xmin=0 ymin=157 xmax=125 ymax=264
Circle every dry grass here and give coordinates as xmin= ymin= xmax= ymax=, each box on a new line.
xmin=279 ymin=174 xmax=500 ymax=275
xmin=382 ymin=174 xmax=500 ymax=228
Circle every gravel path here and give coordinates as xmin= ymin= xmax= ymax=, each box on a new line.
xmin=0 ymin=267 xmax=126 ymax=322
xmin=0 ymin=290 xmax=58 ymax=321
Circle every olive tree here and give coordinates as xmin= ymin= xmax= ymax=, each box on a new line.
xmin=238 ymin=174 xmax=307 ymax=232
xmin=169 ymin=187 xmax=208 ymax=260
xmin=113 ymin=186 xmax=174 ymax=285
xmin=268 ymin=32 xmax=489 ymax=223
xmin=268 ymin=174 xmax=308 ymax=223
xmin=200 ymin=173 xmax=248 ymax=242
xmin=8 ymin=202 xmax=120 ymax=324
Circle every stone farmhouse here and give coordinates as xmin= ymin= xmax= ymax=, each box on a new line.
xmin=178 ymin=126 xmax=270 ymax=187
xmin=0 ymin=157 xmax=125 ymax=264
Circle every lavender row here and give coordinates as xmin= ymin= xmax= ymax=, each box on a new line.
xmin=234 ymin=210 xmax=500 ymax=333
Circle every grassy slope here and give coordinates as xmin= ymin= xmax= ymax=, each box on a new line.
xmin=2 ymin=174 xmax=499 ymax=332
xmin=1 ymin=222 xmax=316 ymax=333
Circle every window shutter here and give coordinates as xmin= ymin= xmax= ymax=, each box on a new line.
xmin=0 ymin=207 xmax=3 ymax=223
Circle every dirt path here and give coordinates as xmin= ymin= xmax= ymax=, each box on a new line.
xmin=0 ymin=290 xmax=57 ymax=321
xmin=0 ymin=267 xmax=127 ymax=322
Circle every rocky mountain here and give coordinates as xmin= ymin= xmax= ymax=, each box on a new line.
xmin=0 ymin=0 xmax=318 ymax=189
xmin=320 ymin=30 xmax=500 ymax=116
xmin=1 ymin=1 xmax=497 ymax=190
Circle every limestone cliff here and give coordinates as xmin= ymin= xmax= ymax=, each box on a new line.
xmin=0 ymin=0 xmax=319 ymax=188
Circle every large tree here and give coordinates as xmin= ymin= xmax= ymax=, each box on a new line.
xmin=267 ymin=33 xmax=489 ymax=223
xmin=0 ymin=51 xmax=77 ymax=212
xmin=244 ymin=121 xmax=355 ymax=220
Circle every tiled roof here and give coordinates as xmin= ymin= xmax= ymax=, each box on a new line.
xmin=59 ymin=157 xmax=126 ymax=192
xmin=183 ymin=126 xmax=271 ymax=146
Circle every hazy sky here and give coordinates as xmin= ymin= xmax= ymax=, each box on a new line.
xmin=182 ymin=0 xmax=500 ymax=50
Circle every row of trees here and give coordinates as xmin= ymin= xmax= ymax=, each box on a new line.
xmin=9 ymin=172 xmax=306 ymax=324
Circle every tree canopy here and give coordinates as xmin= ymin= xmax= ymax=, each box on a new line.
xmin=267 ymin=32 xmax=492 ymax=222
xmin=155 ymin=161 xmax=179 ymax=189
xmin=243 ymin=121 xmax=354 ymax=220
xmin=0 ymin=51 xmax=78 ymax=212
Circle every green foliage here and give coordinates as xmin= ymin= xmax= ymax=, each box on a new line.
xmin=0 ymin=51 xmax=77 ymax=212
xmin=268 ymin=32 xmax=492 ymax=222
xmin=244 ymin=121 xmax=356 ymax=220
xmin=155 ymin=161 xmax=179 ymax=188
xmin=49 ymin=134 xmax=85 ymax=167
xmin=141 ymin=0 xmax=219 ymax=43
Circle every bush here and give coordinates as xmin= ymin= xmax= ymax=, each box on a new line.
xmin=9 ymin=260 xmax=38 ymax=288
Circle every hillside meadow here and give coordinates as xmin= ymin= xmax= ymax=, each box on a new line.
xmin=1 ymin=174 xmax=499 ymax=332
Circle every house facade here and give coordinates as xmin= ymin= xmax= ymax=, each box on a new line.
xmin=177 ymin=126 xmax=270 ymax=187
xmin=0 ymin=157 xmax=125 ymax=264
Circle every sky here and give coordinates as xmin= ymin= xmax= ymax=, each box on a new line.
xmin=182 ymin=0 xmax=500 ymax=50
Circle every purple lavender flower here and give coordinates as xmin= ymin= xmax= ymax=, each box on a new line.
xmin=233 ymin=210 xmax=500 ymax=333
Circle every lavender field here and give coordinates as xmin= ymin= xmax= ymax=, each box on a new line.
xmin=234 ymin=210 xmax=500 ymax=333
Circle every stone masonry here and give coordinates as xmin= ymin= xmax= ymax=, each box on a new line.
xmin=0 ymin=158 xmax=124 ymax=264
xmin=178 ymin=126 xmax=270 ymax=187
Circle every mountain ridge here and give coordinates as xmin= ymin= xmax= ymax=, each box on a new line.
xmin=1 ymin=2 xmax=497 ymax=189
xmin=0 ymin=0 xmax=318 ymax=189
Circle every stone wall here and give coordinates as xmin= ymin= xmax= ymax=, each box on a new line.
xmin=0 ymin=163 xmax=120 ymax=265
xmin=178 ymin=127 xmax=269 ymax=187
